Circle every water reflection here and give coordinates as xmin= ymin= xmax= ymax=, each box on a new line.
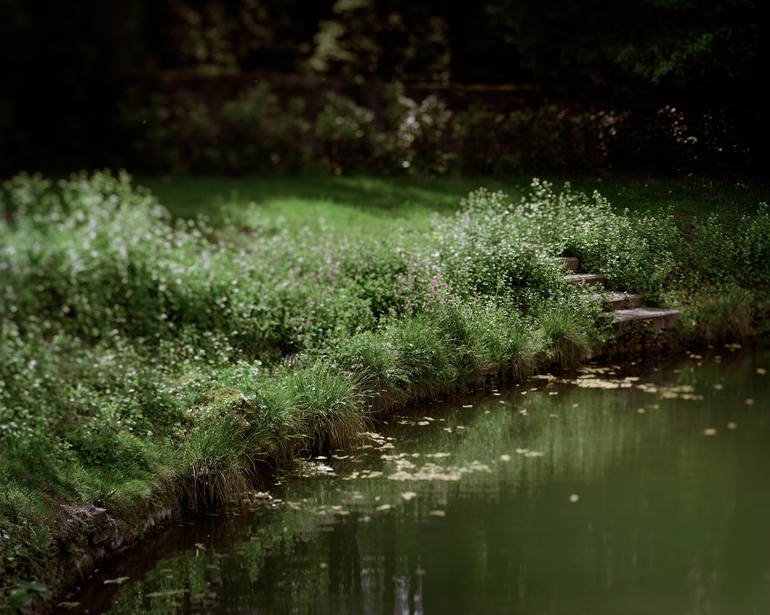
xmin=65 ymin=346 xmax=770 ymax=614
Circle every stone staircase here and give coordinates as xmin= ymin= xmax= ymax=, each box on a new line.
xmin=558 ymin=256 xmax=680 ymax=331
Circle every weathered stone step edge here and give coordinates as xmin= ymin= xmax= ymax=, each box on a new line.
xmin=612 ymin=307 xmax=681 ymax=330
xmin=594 ymin=292 xmax=644 ymax=309
xmin=564 ymin=273 xmax=605 ymax=286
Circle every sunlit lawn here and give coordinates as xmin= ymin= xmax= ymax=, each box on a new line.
xmin=139 ymin=176 xmax=770 ymax=235
xmin=140 ymin=174 xmax=768 ymax=238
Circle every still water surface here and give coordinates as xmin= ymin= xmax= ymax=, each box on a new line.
xmin=66 ymin=346 xmax=770 ymax=614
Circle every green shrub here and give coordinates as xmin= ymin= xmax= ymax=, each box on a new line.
xmin=452 ymin=106 xmax=519 ymax=174
xmin=221 ymin=84 xmax=310 ymax=173
xmin=315 ymin=94 xmax=377 ymax=173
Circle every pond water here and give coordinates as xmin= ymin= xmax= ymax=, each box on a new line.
xmin=64 ymin=345 xmax=770 ymax=615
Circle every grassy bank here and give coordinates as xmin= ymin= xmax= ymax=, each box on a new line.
xmin=1 ymin=172 xmax=769 ymax=610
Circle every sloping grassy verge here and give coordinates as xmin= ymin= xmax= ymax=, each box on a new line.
xmin=1 ymin=173 xmax=768 ymax=611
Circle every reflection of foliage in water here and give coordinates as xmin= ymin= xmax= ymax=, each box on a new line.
xmin=99 ymin=348 xmax=770 ymax=614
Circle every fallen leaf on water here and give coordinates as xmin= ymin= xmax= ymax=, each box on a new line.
xmin=713 ymin=384 xmax=724 ymax=391
xmin=499 ymin=454 xmax=512 ymax=462
xmin=757 ymin=368 xmax=767 ymax=375
xmin=145 ymin=590 xmax=188 ymax=598
xmin=462 ymin=404 xmax=473 ymax=408
xmin=401 ymin=491 xmax=417 ymax=501
xmin=376 ymin=504 xmax=392 ymax=512
xmin=703 ymin=428 xmax=718 ymax=436
xmin=103 ymin=576 xmax=130 ymax=585
xmin=429 ymin=510 xmax=446 ymax=517
xmin=727 ymin=422 xmax=738 ymax=430
xmin=745 ymin=398 xmax=755 ymax=406
xmin=637 ymin=408 xmax=646 ymax=414
xmin=416 ymin=566 xmax=427 ymax=576
xmin=320 ymin=562 xmax=328 ymax=569
xmin=569 ymin=494 xmax=580 ymax=503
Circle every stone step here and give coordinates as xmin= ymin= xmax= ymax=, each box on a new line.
xmin=564 ymin=273 xmax=605 ymax=287
xmin=594 ymin=292 xmax=643 ymax=309
xmin=557 ymin=256 xmax=580 ymax=273
xmin=612 ymin=308 xmax=680 ymax=331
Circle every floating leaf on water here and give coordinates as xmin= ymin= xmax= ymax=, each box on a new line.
xmin=745 ymin=398 xmax=755 ymax=406
xmin=103 ymin=576 xmax=130 ymax=585
xmin=548 ymin=391 xmax=559 ymax=396
xmin=713 ymin=384 xmax=724 ymax=391
xmin=703 ymin=428 xmax=718 ymax=436
xmin=416 ymin=566 xmax=427 ymax=576
xmin=637 ymin=408 xmax=646 ymax=414
xmin=492 ymin=392 xmax=502 ymax=396
xmin=145 ymin=590 xmax=188 ymax=598
xmin=387 ymin=471 xmax=413 ymax=481
xmin=417 ymin=421 xmax=430 ymax=426
xmin=569 ymin=494 xmax=580 ymax=503
xmin=320 ymin=562 xmax=328 ymax=569
xmin=499 ymin=454 xmax=512 ymax=462
xmin=757 ymin=368 xmax=767 ymax=375
xmin=376 ymin=504 xmax=392 ymax=512
xmin=727 ymin=422 xmax=738 ymax=430
xmin=429 ymin=510 xmax=446 ymax=517
xmin=462 ymin=404 xmax=473 ymax=408
xmin=577 ymin=378 xmax=623 ymax=389
xmin=425 ymin=452 xmax=451 ymax=458
xmin=572 ymin=403 xmax=579 ymax=408
xmin=443 ymin=427 xmax=453 ymax=433
xmin=401 ymin=491 xmax=417 ymax=501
